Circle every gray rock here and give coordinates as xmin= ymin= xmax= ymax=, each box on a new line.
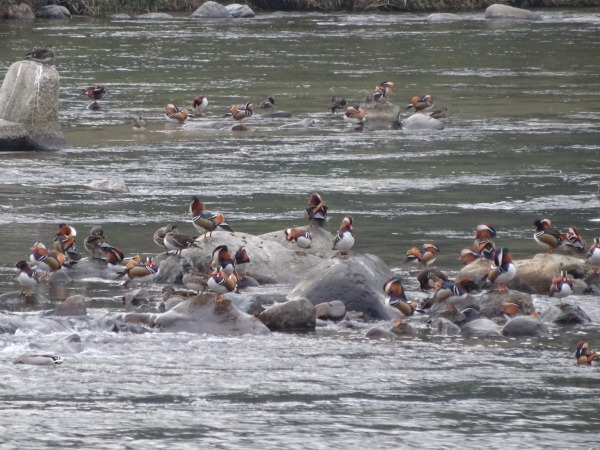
xmin=315 ymin=300 xmax=346 ymax=321
xmin=540 ymin=303 xmax=592 ymax=325
xmin=0 ymin=61 xmax=68 ymax=151
xmin=259 ymin=297 xmax=316 ymax=332
xmin=51 ymin=295 xmax=87 ymax=317
xmin=501 ymin=316 xmax=549 ymax=337
xmin=226 ymin=3 xmax=255 ymax=18
xmin=3 ymin=3 xmax=34 ymax=19
xmin=191 ymin=1 xmax=232 ymax=19
xmin=401 ymin=113 xmax=445 ymax=130
xmin=122 ymin=288 xmax=151 ymax=308
xmin=88 ymin=180 xmax=129 ymax=193
xmin=35 ymin=5 xmax=71 ymax=19
xmin=461 ymin=318 xmax=501 ymax=336
xmin=428 ymin=317 xmax=462 ymax=336
xmin=365 ymin=327 xmax=398 ymax=340
xmin=136 ymin=13 xmax=174 ymax=20
xmin=427 ymin=13 xmax=461 ymax=21
xmin=389 ymin=322 xmax=418 ymax=337
xmin=477 ymin=290 xmax=535 ymax=319
xmin=278 ymin=118 xmax=319 ymax=129
xmin=154 ymin=295 xmax=270 ymax=335
xmin=512 ymin=254 xmax=587 ymax=294
xmin=287 ymin=253 xmax=394 ymax=321
xmin=485 ymin=4 xmax=542 ymax=21
xmin=153 ymin=254 xmax=195 ymax=285
xmin=111 ymin=13 xmax=131 ymax=20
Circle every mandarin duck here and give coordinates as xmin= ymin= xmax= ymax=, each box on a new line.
xmin=83 ymin=225 xmax=107 ymax=259
xmin=587 ymin=237 xmax=600 ymax=273
xmin=406 ymin=94 xmax=434 ymax=113
xmin=82 ymin=84 xmax=106 ymax=109
xmin=153 ymin=224 xmax=172 ymax=253
xmin=417 ymin=268 xmax=449 ymax=292
xmin=260 ymin=96 xmax=275 ymax=109
xmin=332 ymin=215 xmax=355 ymax=257
xmin=119 ymin=257 xmax=159 ymax=287
xmin=98 ymin=243 xmax=140 ymax=275
xmin=25 ymin=45 xmax=54 ymax=63
xmin=383 ymin=276 xmax=420 ymax=326
xmin=30 ymin=242 xmax=65 ymax=279
xmin=192 ymin=96 xmax=208 ymax=116
xmin=343 ymin=105 xmax=365 ymax=128
xmin=207 ymin=269 xmax=238 ymax=302
xmin=164 ymin=104 xmax=188 ymax=124
xmin=54 ymin=223 xmax=78 ymax=261
xmin=15 ymin=260 xmax=39 ymax=297
xmin=476 ymin=239 xmax=497 ymax=261
xmin=234 ymin=246 xmax=251 ymax=277
xmin=549 ymin=270 xmax=574 ymax=306
xmin=486 ymin=247 xmax=516 ymax=291
xmin=182 ymin=268 xmax=207 ymax=293
xmin=285 ymin=228 xmax=313 ymax=251
xmin=212 ymin=245 xmax=236 ymax=276
xmin=329 ymin=95 xmax=347 ymax=113
xmin=559 ymin=226 xmax=586 ymax=253
xmin=459 ymin=248 xmax=480 ymax=265
xmin=372 ymin=81 xmax=394 ymax=103
xmin=132 ymin=116 xmax=146 ymax=132
xmin=422 ymin=278 xmax=479 ymax=312
xmin=189 ymin=196 xmax=233 ymax=237
xmin=575 ymin=341 xmax=599 ymax=366
xmin=231 ymin=102 xmax=253 ymax=125
xmin=164 ymin=224 xmax=198 ymax=257
xmin=534 ymin=218 xmax=562 ymax=253
xmin=429 ymin=107 xmax=449 ymax=122
xmin=405 ymin=243 xmax=440 ymax=270
xmin=303 ymin=192 xmax=328 ymax=227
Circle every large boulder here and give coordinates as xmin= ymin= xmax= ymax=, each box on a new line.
xmin=501 ymin=316 xmax=549 ymax=337
xmin=2 ymin=2 xmax=34 ymax=19
xmin=226 ymin=4 xmax=255 ymax=18
xmin=50 ymin=295 xmax=87 ymax=317
xmin=287 ymin=253 xmax=394 ymax=321
xmin=136 ymin=13 xmax=174 ymax=20
xmin=191 ymin=1 xmax=232 ymax=19
xmin=485 ymin=4 xmax=542 ymax=21
xmin=259 ymin=298 xmax=316 ymax=332
xmin=35 ymin=5 xmax=71 ymax=19
xmin=512 ymin=254 xmax=587 ymax=294
xmin=460 ymin=318 xmax=501 ymax=336
xmin=153 ymin=295 xmax=270 ymax=335
xmin=0 ymin=60 xmax=68 ymax=151
xmin=477 ymin=289 xmax=535 ymax=319
xmin=539 ymin=303 xmax=592 ymax=325
xmin=400 ymin=113 xmax=444 ymax=130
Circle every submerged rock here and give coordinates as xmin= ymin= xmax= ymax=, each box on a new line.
xmin=259 ymin=297 xmax=316 ymax=332
xmin=539 ymin=303 xmax=592 ymax=325
xmin=51 ymin=295 xmax=87 ymax=317
xmin=226 ymin=4 xmax=256 ymax=18
xmin=485 ymin=4 xmax=542 ymax=21
xmin=501 ymin=316 xmax=549 ymax=337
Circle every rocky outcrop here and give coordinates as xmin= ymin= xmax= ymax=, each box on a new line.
xmin=191 ymin=1 xmax=232 ymax=19
xmin=0 ymin=60 xmax=68 ymax=151
xmin=477 ymin=290 xmax=535 ymax=319
xmin=35 ymin=5 xmax=71 ymax=19
xmin=287 ymin=253 xmax=394 ymax=321
xmin=539 ymin=303 xmax=592 ymax=325
xmin=315 ymin=300 xmax=346 ymax=321
xmin=50 ymin=295 xmax=87 ymax=317
xmin=400 ymin=113 xmax=445 ymax=130
xmin=259 ymin=297 xmax=316 ymax=332
xmin=485 ymin=4 xmax=542 ymax=21
xmin=226 ymin=4 xmax=256 ymax=18
xmin=501 ymin=316 xmax=549 ymax=337
xmin=136 ymin=13 xmax=174 ymax=19
xmin=427 ymin=13 xmax=461 ymax=21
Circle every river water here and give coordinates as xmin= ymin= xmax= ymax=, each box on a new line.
xmin=1 ymin=9 xmax=600 ymax=449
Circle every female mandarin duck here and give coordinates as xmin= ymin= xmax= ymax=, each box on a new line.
xmin=304 ymin=192 xmax=328 ymax=227
xmin=285 ymin=228 xmax=313 ymax=251
xmin=417 ymin=269 xmax=449 ymax=292
xmin=383 ymin=276 xmax=419 ymax=326
xmin=260 ymin=96 xmax=275 ymax=109
xmin=15 ymin=260 xmax=39 ymax=297
xmin=83 ymin=225 xmax=107 ymax=259
xmin=422 ymin=278 xmax=479 ymax=312
xmin=372 ymin=81 xmax=395 ymax=103
xmin=192 ymin=96 xmax=208 ymax=117
xmin=343 ymin=105 xmax=365 ymax=128
xmin=120 ymin=257 xmax=159 ymax=287
xmin=429 ymin=107 xmax=449 ymax=122
xmin=25 ymin=45 xmax=54 ymax=63
xmin=406 ymin=243 xmax=440 ymax=270
xmin=30 ymin=242 xmax=65 ymax=279
xmin=231 ymin=102 xmax=253 ymax=124
xmin=55 ymin=223 xmax=78 ymax=261
xmin=132 ymin=116 xmax=146 ymax=132
xmin=406 ymin=94 xmax=434 ymax=113
xmin=212 ymin=245 xmax=236 ymax=276
xmin=189 ymin=196 xmax=233 ymax=238
xmin=486 ymin=247 xmax=516 ymax=291
xmin=207 ymin=269 xmax=238 ymax=302
xmin=549 ymin=270 xmax=574 ymax=306
xmin=575 ymin=341 xmax=598 ymax=366
xmin=234 ymin=246 xmax=250 ymax=278
xmin=559 ymin=226 xmax=586 ymax=253
xmin=329 ymin=95 xmax=347 ymax=113
xmin=587 ymin=237 xmax=600 ymax=272
xmin=332 ymin=215 xmax=355 ymax=257
xmin=164 ymin=104 xmax=189 ymax=124
xmin=534 ymin=218 xmax=562 ymax=253
xmin=163 ymin=224 xmax=198 ymax=257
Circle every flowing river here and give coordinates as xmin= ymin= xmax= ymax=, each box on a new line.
xmin=0 ymin=9 xmax=600 ymax=449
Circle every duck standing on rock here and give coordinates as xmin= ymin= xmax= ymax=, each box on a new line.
xmin=406 ymin=243 xmax=440 ymax=270
xmin=559 ymin=226 xmax=586 ymax=253
xmin=55 ymin=223 xmax=78 ymax=261
xmin=192 ymin=96 xmax=208 ymax=117
xmin=485 ymin=247 xmax=516 ymax=292
xmin=212 ymin=245 xmax=236 ymax=275
xmin=119 ymin=257 xmax=159 ymax=287
xmin=304 ymin=192 xmax=328 ymax=227
xmin=332 ymin=215 xmax=355 ymax=258
xmin=533 ymin=218 xmax=562 ymax=254
xmin=207 ymin=269 xmax=238 ymax=302
xmin=422 ymin=278 xmax=479 ymax=312
xmin=189 ymin=196 xmax=233 ymax=238
xmin=15 ymin=260 xmax=39 ymax=297
xmin=83 ymin=225 xmax=107 ymax=259
xmin=549 ymin=270 xmax=574 ymax=306
xmin=371 ymin=81 xmax=395 ymax=103
xmin=230 ymin=102 xmax=253 ymax=126
xmin=587 ymin=237 xmax=600 ymax=272
xmin=406 ymin=94 xmax=434 ymax=113
xmin=30 ymin=242 xmax=64 ymax=279
xmin=575 ymin=341 xmax=599 ymax=366
xmin=383 ymin=276 xmax=420 ymax=326
xmin=82 ymin=84 xmax=106 ymax=110
xmin=285 ymin=228 xmax=313 ymax=252
xmin=164 ymin=224 xmax=198 ymax=257
xmin=234 ymin=246 xmax=251 ymax=277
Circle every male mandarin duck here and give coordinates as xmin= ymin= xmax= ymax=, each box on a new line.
xmin=475 ymin=224 xmax=497 ymax=241
xmin=476 ymin=239 xmax=496 ymax=261
xmin=459 ymin=248 xmax=480 ymax=265
xmin=405 ymin=243 xmax=440 ymax=270
xmin=132 ymin=116 xmax=146 ymax=132
xmin=343 ymin=105 xmax=365 ymax=127
xmin=422 ymin=278 xmax=479 ymax=312
xmin=15 ymin=260 xmax=39 ymax=297
xmin=83 ymin=225 xmax=107 ymax=259
xmin=98 ymin=243 xmax=141 ymax=275
xmin=192 ymin=96 xmax=208 ymax=116
xmin=486 ymin=247 xmax=516 ymax=291
xmin=207 ymin=269 xmax=238 ymax=302
xmin=30 ymin=242 xmax=65 ymax=279
xmin=559 ymin=226 xmax=586 ymax=253
xmin=82 ymin=84 xmax=106 ymax=109
xmin=587 ymin=237 xmax=600 ymax=273
xmin=163 ymin=224 xmax=198 ymax=257
xmin=417 ymin=269 xmax=449 ymax=292
xmin=54 ymin=223 xmax=78 ymax=260
xmin=120 ymin=257 xmax=159 ymax=287
xmin=234 ymin=246 xmax=250 ymax=277
xmin=372 ymin=81 xmax=395 ymax=102
xmin=285 ymin=228 xmax=313 ymax=251
xmin=304 ymin=192 xmax=328 ymax=227
xmin=231 ymin=102 xmax=253 ymax=124
xmin=329 ymin=95 xmax=347 ymax=113
xmin=533 ymin=218 xmax=562 ymax=253
xmin=549 ymin=270 xmax=574 ymax=306
xmin=260 ymin=96 xmax=275 ymax=109
xmin=189 ymin=196 xmax=233 ymax=237
xmin=575 ymin=341 xmax=599 ymax=366
xmin=164 ymin=104 xmax=188 ymax=124
xmin=332 ymin=215 xmax=355 ymax=257
xmin=383 ymin=276 xmax=419 ymax=326
xmin=212 ymin=245 xmax=236 ymax=276
xmin=406 ymin=94 xmax=434 ymax=113
xmin=25 ymin=45 xmax=54 ymax=63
